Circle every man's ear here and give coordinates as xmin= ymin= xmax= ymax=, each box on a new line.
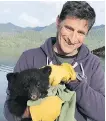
xmin=6 ymin=72 xmax=19 ymax=82
xmin=40 ymin=66 xmax=52 ymax=75
xmin=56 ymin=15 xmax=61 ymax=29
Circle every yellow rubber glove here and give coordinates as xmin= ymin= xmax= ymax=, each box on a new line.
xmin=30 ymin=96 xmax=63 ymax=121
xmin=49 ymin=63 xmax=76 ymax=86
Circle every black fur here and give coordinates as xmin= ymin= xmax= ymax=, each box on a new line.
xmin=6 ymin=66 xmax=51 ymax=121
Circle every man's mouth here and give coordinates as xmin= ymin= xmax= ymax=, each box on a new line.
xmin=64 ymin=38 xmax=74 ymax=45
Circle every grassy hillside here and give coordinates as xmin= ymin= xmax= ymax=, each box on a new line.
xmin=84 ymin=26 xmax=105 ymax=50
xmin=0 ymin=24 xmax=105 ymax=60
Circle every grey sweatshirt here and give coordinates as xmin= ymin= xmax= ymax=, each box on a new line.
xmin=4 ymin=37 xmax=105 ymax=121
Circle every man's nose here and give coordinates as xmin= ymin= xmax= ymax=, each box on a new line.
xmin=68 ymin=32 xmax=78 ymax=44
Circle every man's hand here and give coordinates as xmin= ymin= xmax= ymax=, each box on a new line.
xmin=22 ymin=107 xmax=31 ymax=118
xmin=49 ymin=63 xmax=76 ymax=86
xmin=30 ymin=96 xmax=63 ymax=121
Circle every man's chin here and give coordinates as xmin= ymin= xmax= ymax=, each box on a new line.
xmin=61 ymin=49 xmax=78 ymax=56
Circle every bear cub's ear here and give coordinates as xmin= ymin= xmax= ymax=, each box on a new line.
xmin=40 ymin=66 xmax=52 ymax=75
xmin=6 ymin=72 xmax=19 ymax=82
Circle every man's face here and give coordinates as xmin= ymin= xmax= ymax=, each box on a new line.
xmin=55 ymin=16 xmax=89 ymax=56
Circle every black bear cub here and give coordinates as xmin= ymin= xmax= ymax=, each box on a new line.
xmin=6 ymin=66 xmax=51 ymax=121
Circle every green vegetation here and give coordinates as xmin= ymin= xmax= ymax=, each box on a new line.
xmin=84 ymin=27 xmax=105 ymax=50
xmin=0 ymin=23 xmax=105 ymax=60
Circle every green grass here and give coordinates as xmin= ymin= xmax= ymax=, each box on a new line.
xmin=0 ymin=26 xmax=105 ymax=58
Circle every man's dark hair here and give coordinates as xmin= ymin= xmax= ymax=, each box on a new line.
xmin=59 ymin=1 xmax=96 ymax=31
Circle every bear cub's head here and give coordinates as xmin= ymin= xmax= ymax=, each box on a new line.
xmin=7 ymin=66 xmax=51 ymax=101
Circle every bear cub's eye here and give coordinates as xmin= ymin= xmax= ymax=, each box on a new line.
xmin=37 ymin=82 xmax=40 ymax=87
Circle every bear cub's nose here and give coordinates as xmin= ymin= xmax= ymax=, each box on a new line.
xmin=31 ymin=95 xmax=37 ymax=100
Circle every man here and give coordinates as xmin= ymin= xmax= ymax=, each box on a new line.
xmin=4 ymin=1 xmax=105 ymax=121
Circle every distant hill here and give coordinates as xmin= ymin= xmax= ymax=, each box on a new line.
xmin=32 ymin=26 xmax=47 ymax=31
xmin=0 ymin=23 xmax=48 ymax=32
xmin=0 ymin=22 xmax=104 ymax=34
xmin=0 ymin=22 xmax=24 ymax=32
xmin=41 ymin=23 xmax=56 ymax=33
xmin=24 ymin=26 xmax=47 ymax=31
xmin=92 ymin=24 xmax=105 ymax=30
xmin=0 ymin=22 xmax=105 ymax=58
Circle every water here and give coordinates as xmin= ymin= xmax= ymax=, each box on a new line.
xmin=0 ymin=71 xmax=8 ymax=121
xmin=0 ymin=57 xmax=105 ymax=121
xmin=0 ymin=64 xmax=14 ymax=121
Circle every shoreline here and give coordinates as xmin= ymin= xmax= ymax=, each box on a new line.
xmin=0 ymin=57 xmax=18 ymax=66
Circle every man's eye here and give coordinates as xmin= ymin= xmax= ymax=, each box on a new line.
xmin=79 ymin=32 xmax=85 ymax=35
xmin=65 ymin=26 xmax=74 ymax=31
xmin=65 ymin=26 xmax=70 ymax=30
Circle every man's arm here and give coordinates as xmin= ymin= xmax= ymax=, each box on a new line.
xmin=66 ymin=61 xmax=105 ymax=121
xmin=4 ymin=52 xmax=29 ymax=121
